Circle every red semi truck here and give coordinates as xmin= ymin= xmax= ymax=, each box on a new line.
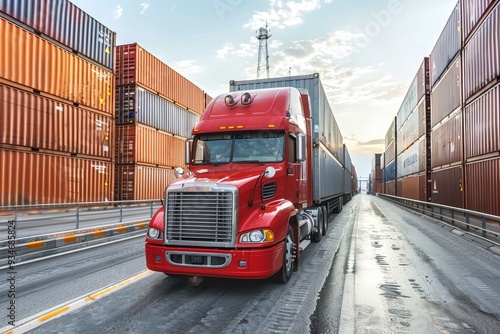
xmin=145 ymin=73 xmax=354 ymax=283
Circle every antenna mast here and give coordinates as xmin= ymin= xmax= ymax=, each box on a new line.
xmin=256 ymin=23 xmax=271 ymax=79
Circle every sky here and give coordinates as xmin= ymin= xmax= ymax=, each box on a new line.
xmin=71 ymin=0 xmax=458 ymax=179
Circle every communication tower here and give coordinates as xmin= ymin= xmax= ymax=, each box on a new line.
xmin=256 ymin=23 xmax=271 ymax=79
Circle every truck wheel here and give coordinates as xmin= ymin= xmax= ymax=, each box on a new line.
xmin=275 ymin=225 xmax=294 ymax=283
xmin=321 ymin=206 xmax=328 ymax=236
xmin=333 ymin=197 xmax=343 ymax=214
xmin=312 ymin=207 xmax=324 ymax=242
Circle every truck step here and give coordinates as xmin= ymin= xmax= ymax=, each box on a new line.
xmin=299 ymin=239 xmax=311 ymax=251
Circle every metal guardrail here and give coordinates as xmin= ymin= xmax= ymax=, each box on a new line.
xmin=0 ymin=200 xmax=163 ymax=266
xmin=0 ymin=199 xmax=161 ymax=236
xmin=378 ymin=194 xmax=500 ymax=246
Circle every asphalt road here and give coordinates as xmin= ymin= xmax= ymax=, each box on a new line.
xmin=2 ymin=194 xmax=499 ymax=333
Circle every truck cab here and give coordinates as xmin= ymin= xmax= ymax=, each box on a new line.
xmin=145 ymin=86 xmax=327 ymax=283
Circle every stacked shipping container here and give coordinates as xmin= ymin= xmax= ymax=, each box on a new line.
xmin=429 ymin=2 xmax=463 ymax=208
xmin=396 ymin=58 xmax=430 ymax=201
xmin=384 ymin=118 xmax=396 ymax=195
xmin=0 ymin=1 xmax=115 ymax=206
xmin=380 ymin=0 xmax=500 ymax=216
xmin=463 ymin=1 xmax=500 ymax=216
xmin=371 ymin=153 xmax=382 ymax=194
xmin=114 ymin=43 xmax=206 ymax=200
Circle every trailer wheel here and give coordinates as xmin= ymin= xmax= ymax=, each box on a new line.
xmin=333 ymin=197 xmax=343 ymax=214
xmin=321 ymin=206 xmax=328 ymax=236
xmin=275 ymin=225 xmax=294 ymax=283
xmin=312 ymin=207 xmax=324 ymax=242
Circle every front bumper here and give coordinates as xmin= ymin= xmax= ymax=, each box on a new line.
xmin=145 ymin=242 xmax=284 ymax=279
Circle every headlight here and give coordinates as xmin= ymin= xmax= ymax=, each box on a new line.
xmin=147 ymin=228 xmax=161 ymax=239
xmin=240 ymin=229 xmax=274 ymax=243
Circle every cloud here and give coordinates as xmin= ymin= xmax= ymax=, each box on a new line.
xmin=215 ymin=39 xmax=255 ymax=59
xmin=140 ymin=3 xmax=150 ymax=14
xmin=171 ymin=60 xmax=203 ymax=77
xmin=113 ymin=5 xmax=123 ymax=20
xmin=244 ymin=0 xmax=330 ymax=30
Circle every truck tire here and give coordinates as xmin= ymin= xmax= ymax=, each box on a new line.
xmin=321 ymin=206 xmax=328 ymax=236
xmin=312 ymin=207 xmax=324 ymax=242
xmin=333 ymin=197 xmax=343 ymax=214
xmin=275 ymin=225 xmax=294 ymax=283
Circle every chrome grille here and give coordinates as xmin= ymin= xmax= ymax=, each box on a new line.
xmin=165 ymin=185 xmax=237 ymax=247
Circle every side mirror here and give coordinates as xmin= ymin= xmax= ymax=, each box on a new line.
xmin=174 ymin=167 xmax=184 ymax=178
xmin=185 ymin=139 xmax=193 ymax=165
xmin=296 ymin=133 xmax=306 ymax=162
xmin=264 ymin=166 xmax=276 ymax=178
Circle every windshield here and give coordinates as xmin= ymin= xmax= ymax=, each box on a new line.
xmin=193 ymin=130 xmax=285 ymax=164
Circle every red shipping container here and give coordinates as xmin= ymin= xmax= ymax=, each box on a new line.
xmin=115 ymin=124 xmax=186 ymax=168
xmin=0 ymin=84 xmax=113 ymax=159
xmin=466 ymin=157 xmax=500 ymax=216
xmin=0 ymin=149 xmax=113 ymax=206
xmin=464 ymin=83 xmax=500 ymax=160
xmin=463 ymin=2 xmax=500 ymax=101
xmin=114 ymin=164 xmax=176 ymax=201
xmin=430 ymin=2 xmax=461 ymax=87
xmin=462 ymin=0 xmax=499 ymax=40
xmin=431 ymin=110 xmax=463 ymax=168
xmin=0 ymin=17 xmax=114 ymax=114
xmin=431 ymin=56 xmax=461 ymax=127
xmin=116 ymin=44 xmax=205 ymax=115
xmin=431 ymin=166 xmax=463 ymax=208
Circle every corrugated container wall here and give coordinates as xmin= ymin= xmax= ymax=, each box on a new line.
xmin=0 ymin=17 xmax=114 ymax=114
xmin=0 ymin=84 xmax=113 ymax=160
xmin=1 ymin=149 xmax=113 ymax=206
xmin=385 ymin=140 xmax=396 ymax=166
xmin=396 ymin=76 xmax=418 ymax=131
xmin=115 ymin=43 xmax=205 ymax=115
xmin=431 ymin=110 xmax=463 ymax=168
xmin=466 ymin=157 xmax=500 ymax=216
xmin=462 ymin=0 xmax=498 ymax=39
xmin=0 ymin=0 xmax=116 ymax=71
xmin=114 ymin=164 xmax=176 ymax=201
xmin=463 ymin=2 xmax=500 ymax=101
xmin=397 ymin=174 xmax=426 ymax=201
xmin=430 ymin=1 xmax=461 ymax=87
xmin=464 ymin=83 xmax=500 ymax=160
xmin=115 ymin=124 xmax=186 ymax=168
xmin=431 ymin=56 xmax=462 ymax=127
xmin=397 ymin=137 xmax=425 ymax=178
xmin=431 ymin=166 xmax=463 ymax=208
xmin=115 ymin=84 xmax=199 ymax=139
xmin=385 ymin=117 xmax=396 ymax=148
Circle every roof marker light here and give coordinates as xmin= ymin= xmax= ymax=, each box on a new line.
xmin=241 ymin=92 xmax=252 ymax=105
xmin=225 ymin=95 xmax=236 ymax=107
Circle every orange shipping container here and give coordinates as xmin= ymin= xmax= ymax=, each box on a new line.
xmin=114 ymin=164 xmax=176 ymax=201
xmin=0 ymin=149 xmax=113 ymax=206
xmin=115 ymin=124 xmax=186 ymax=168
xmin=0 ymin=84 xmax=113 ymax=159
xmin=397 ymin=174 xmax=426 ymax=201
xmin=116 ymin=43 xmax=205 ymax=115
xmin=0 ymin=17 xmax=114 ymax=115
